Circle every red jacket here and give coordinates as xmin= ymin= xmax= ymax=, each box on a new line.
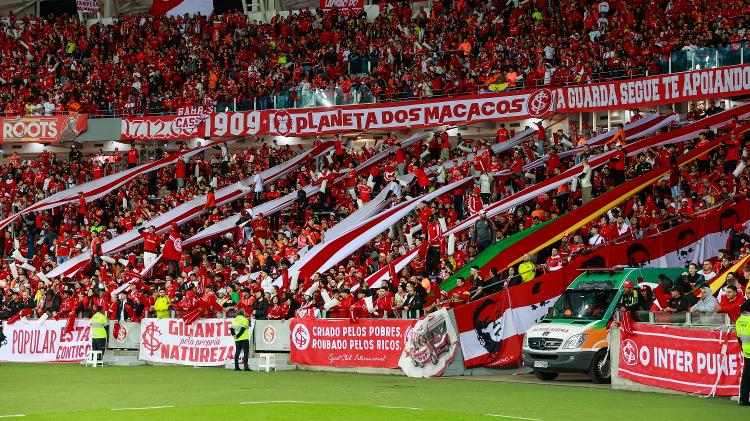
xmin=141 ymin=232 xmax=160 ymax=253
xmin=718 ymin=294 xmax=746 ymax=322
xmin=162 ymin=230 xmax=182 ymax=261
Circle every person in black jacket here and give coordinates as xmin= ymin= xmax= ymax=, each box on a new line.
xmin=252 ymin=291 xmax=270 ymax=320
xmin=42 ymin=289 xmax=61 ymax=314
xmin=3 ymin=292 xmax=21 ymax=319
xmin=114 ymin=292 xmax=136 ymax=322
xmin=505 ymin=266 xmax=523 ymax=289
xmin=403 ymin=283 xmax=423 ymax=318
xmin=664 ymin=285 xmax=697 ymax=313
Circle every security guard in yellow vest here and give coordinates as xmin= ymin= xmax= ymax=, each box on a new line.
xmin=90 ymin=306 xmax=109 ymax=361
xmin=737 ymin=301 xmax=750 ymax=406
xmin=231 ymin=309 xmax=251 ymax=371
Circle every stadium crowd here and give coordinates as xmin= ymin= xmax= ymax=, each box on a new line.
xmin=0 ymin=104 xmax=749 ymax=324
xmin=0 ymin=0 xmax=748 ymax=116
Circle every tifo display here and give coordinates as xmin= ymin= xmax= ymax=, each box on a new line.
xmin=1 ymin=1 xmax=750 ymax=416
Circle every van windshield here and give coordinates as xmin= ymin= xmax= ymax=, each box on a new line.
xmin=547 ymin=289 xmax=618 ymax=321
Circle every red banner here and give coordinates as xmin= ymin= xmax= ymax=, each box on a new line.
xmin=290 ymin=318 xmax=415 ymax=368
xmin=320 ymin=0 xmax=363 ymax=9
xmin=618 ymin=323 xmax=744 ymax=396
xmin=1 ymin=115 xmax=88 ymax=143
xmin=555 ymin=65 xmax=750 ymax=112
xmin=119 ymin=65 xmax=750 ymax=141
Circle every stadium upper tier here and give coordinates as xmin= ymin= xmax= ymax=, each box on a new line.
xmin=0 ymin=0 xmax=747 ymax=117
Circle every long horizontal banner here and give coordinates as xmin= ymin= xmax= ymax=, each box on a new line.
xmin=121 ymin=90 xmax=553 ymax=140
xmin=557 ymin=65 xmax=750 ymax=111
xmin=138 ymin=318 xmax=248 ymax=366
xmin=2 ymin=114 xmax=88 ymax=143
xmin=618 ymin=323 xmax=743 ymax=396
xmin=120 ymin=65 xmax=750 ymax=140
xmin=0 ymin=319 xmax=92 ymax=363
xmin=290 ymin=318 xmax=415 ymax=368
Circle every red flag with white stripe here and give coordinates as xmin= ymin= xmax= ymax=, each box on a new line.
xmin=453 ymin=276 xmax=568 ymax=368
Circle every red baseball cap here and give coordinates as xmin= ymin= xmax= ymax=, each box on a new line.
xmin=623 ymin=281 xmax=634 ymax=288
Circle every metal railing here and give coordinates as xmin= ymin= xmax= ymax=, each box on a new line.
xmin=637 ymin=310 xmax=732 ymax=327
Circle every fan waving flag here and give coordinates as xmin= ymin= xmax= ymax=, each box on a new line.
xmin=151 ymin=0 xmax=213 ymax=16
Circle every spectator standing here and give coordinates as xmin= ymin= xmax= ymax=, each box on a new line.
xmin=69 ymin=145 xmax=83 ymax=164
xmin=127 ymin=147 xmax=139 ymax=169
xmin=579 ymin=157 xmax=593 ymax=204
xmin=471 ymin=210 xmax=495 ymax=253
xmin=403 ymin=283 xmax=423 ymax=318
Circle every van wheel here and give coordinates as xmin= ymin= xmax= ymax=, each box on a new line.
xmin=533 ymin=370 xmax=559 ymax=381
xmin=589 ymin=349 xmax=611 ymax=384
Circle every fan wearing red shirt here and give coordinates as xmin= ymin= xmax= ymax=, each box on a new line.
xmin=374 ymin=287 xmax=395 ymax=318
xmin=496 ymin=123 xmax=510 ymax=143
xmin=127 ymin=147 xmax=139 ymax=168
xmin=330 ymin=289 xmax=355 ymax=318
xmin=466 ymin=187 xmax=484 ymax=216
xmin=357 ymin=183 xmax=372 ymax=204
xmin=139 ymin=226 xmax=160 ymax=268
xmin=204 ymin=188 xmax=216 ymax=210
xmin=176 ymin=158 xmax=187 ymax=188
xmin=55 ymin=231 xmax=73 ymax=265
xmin=717 ymin=285 xmax=746 ymax=322
xmin=450 ymin=277 xmax=471 ymax=307
xmin=162 ymin=223 xmax=183 ymax=276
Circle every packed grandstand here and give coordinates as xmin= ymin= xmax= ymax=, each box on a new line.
xmin=0 ymin=0 xmax=749 ymax=405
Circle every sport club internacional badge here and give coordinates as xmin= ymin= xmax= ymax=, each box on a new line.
xmin=527 ymin=89 xmax=555 ymax=118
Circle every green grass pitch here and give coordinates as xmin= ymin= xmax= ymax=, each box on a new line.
xmin=0 ymin=363 xmax=745 ymax=420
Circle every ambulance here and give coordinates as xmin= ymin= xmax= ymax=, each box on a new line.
xmin=522 ymin=267 xmax=684 ymax=383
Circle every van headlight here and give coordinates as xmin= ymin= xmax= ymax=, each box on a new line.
xmin=523 ymin=334 xmax=529 ymax=348
xmin=562 ymin=334 xmax=588 ymax=349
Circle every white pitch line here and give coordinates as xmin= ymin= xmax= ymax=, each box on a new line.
xmin=111 ymin=406 xmax=174 ymax=411
xmin=0 ymin=415 xmax=25 ymax=418
xmin=378 ymin=406 xmax=425 ymax=411
xmin=240 ymin=401 xmax=318 ymax=405
xmin=485 ymin=414 xmax=542 ymax=421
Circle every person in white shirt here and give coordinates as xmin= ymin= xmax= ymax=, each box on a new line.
xmin=589 ymin=226 xmax=605 ymax=246
xmin=43 ymin=100 xmax=55 ymax=116
xmin=698 ymin=259 xmax=717 ymax=282
xmin=479 ymin=172 xmax=492 ymax=204
xmin=580 ymin=157 xmax=593 ymax=204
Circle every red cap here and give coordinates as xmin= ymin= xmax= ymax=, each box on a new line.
xmin=735 ymin=223 xmax=746 ymax=232
xmin=623 ymin=281 xmax=634 ymax=288
xmin=473 ymin=187 xmax=481 ymax=194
